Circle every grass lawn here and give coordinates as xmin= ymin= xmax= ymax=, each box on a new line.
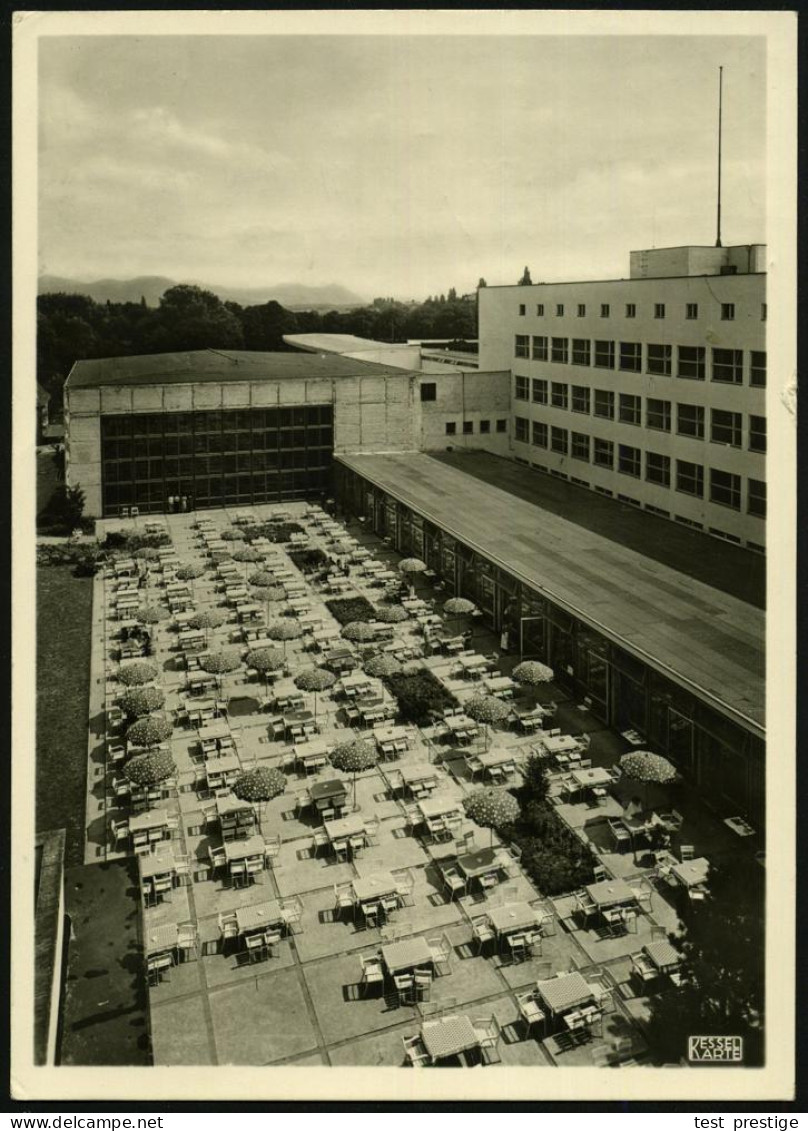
xmin=37 ymin=565 xmax=93 ymax=866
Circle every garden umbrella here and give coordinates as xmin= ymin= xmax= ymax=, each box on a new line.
xmin=232 ymin=766 xmax=287 ymax=833
xmin=373 ymin=604 xmax=409 ymax=624
xmin=512 ymin=660 xmax=555 ymax=686
xmin=398 ymin=557 xmax=427 ymax=595
xmin=265 ymin=620 xmax=303 ymax=654
xmin=330 ymin=739 xmax=378 ymax=811
xmin=125 ymin=714 xmax=173 ymax=749
xmin=245 ymin=646 xmax=286 ymax=688
xmin=233 ymin=547 xmax=264 ymax=576
xmin=176 ymin=563 xmax=204 ymax=582
xmin=341 ymin=621 xmax=378 ymax=643
xmin=119 ymin=685 xmax=165 ymax=720
xmin=117 ymin=660 xmax=159 ymax=687
xmin=618 ymin=750 xmax=678 ymax=809
xmin=250 ymin=582 xmax=287 ymax=622
xmin=249 ymin=570 xmax=278 ymax=588
xmin=463 ymin=787 xmax=520 ymax=847
xmin=136 ymin=605 xmax=169 ymax=625
xmin=221 ymin=528 xmax=245 ymax=541
xmin=464 ymin=692 xmax=512 ymax=751
xmin=124 ymin=748 xmax=177 ymax=787
xmin=443 ymin=596 xmax=477 ymax=635
xmin=200 ymin=650 xmax=242 ymax=677
xmin=294 ymin=668 xmax=337 ymax=719
xmin=363 ymin=653 xmax=402 ymax=678
xmin=189 ymin=609 xmax=227 ymax=644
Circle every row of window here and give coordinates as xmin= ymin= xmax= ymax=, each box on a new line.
xmin=513 ymin=337 xmax=766 ymax=385
xmin=517 ymin=301 xmax=766 ymax=322
xmin=101 ymin=405 xmax=334 ymax=437
xmin=444 ymin=419 xmax=508 ymax=436
xmin=513 ymin=378 xmax=766 ymax=452
xmin=513 ymin=418 xmax=765 ymax=516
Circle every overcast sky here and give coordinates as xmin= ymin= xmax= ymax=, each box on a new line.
xmin=38 ymin=33 xmax=766 ymax=300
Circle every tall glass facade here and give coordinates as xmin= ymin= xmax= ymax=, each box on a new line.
xmin=100 ymin=405 xmax=333 ymax=515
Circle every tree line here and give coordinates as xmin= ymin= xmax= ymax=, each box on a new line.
xmin=37 ymin=283 xmax=480 ymax=411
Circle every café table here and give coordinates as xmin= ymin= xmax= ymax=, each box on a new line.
xmin=237 ymin=602 xmax=263 ymax=621
xmin=236 ymin=900 xmax=284 ymax=936
xmin=536 ymin=971 xmax=596 ymax=1018
xmin=488 ymin=901 xmax=542 ymax=942
xmin=309 ymin=778 xmax=347 ymax=814
xmin=400 ymin=763 xmax=440 ymax=793
xmin=352 ymin=871 xmax=399 ymax=907
xmin=643 ymin=939 xmax=681 ymax=974
xmin=541 ymin=734 xmax=582 ymax=755
xmin=187 ymin=673 xmax=218 ymax=694
xmin=457 ymin=846 xmax=502 ymax=883
xmin=128 ymin=809 xmax=168 ymax=836
xmin=215 ymin=792 xmax=256 ymax=821
xmin=381 ymin=936 xmax=434 ymax=976
xmin=570 ymin=766 xmax=612 ymax=797
xmin=293 ymin=739 xmax=330 ymax=771
xmin=455 ymin=653 xmax=490 ymax=677
xmin=401 ymin=597 xmax=428 ymax=612
xmin=478 ymin=748 xmax=518 ymax=774
xmin=340 ymin=673 xmax=374 ymax=697
xmin=417 ymin=796 xmax=462 ymax=823
xmin=585 ymin=878 xmax=636 ymax=912
xmin=284 ymin=710 xmax=316 ymax=738
xmin=198 ymin=720 xmax=231 ymax=743
xmin=374 ymin=724 xmax=409 ymax=751
xmin=324 ymin=648 xmax=356 ymax=672
xmin=325 ymin=814 xmax=366 ymax=852
xmin=483 ymin=675 xmax=517 ymax=697
xmin=223 ymin=835 xmax=265 ymax=865
xmin=443 ymin=714 xmax=480 ymax=738
xmin=205 ymin=753 xmax=241 ymax=790
xmin=144 ymin=921 xmax=179 ymax=957
xmin=420 ymin=1016 xmax=479 ymax=1063
xmin=671 ymin=858 xmax=710 ymax=889
xmin=355 ymin=697 xmax=396 ymax=725
xmin=313 ymin=628 xmax=340 ymax=647
xmin=138 ymin=843 xmax=177 ymax=882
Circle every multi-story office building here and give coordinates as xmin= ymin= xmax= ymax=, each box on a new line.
xmin=478 ymin=243 xmax=767 ymax=551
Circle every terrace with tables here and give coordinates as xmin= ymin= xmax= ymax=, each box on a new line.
xmin=85 ymin=502 xmax=760 ymax=1068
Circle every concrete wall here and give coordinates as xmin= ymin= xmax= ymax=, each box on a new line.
xmin=416 ymin=370 xmax=511 ymax=456
xmin=66 ymin=372 xmax=417 ymax=515
xmin=478 ymin=272 xmax=767 ymax=548
xmin=629 ymin=244 xmax=767 ymax=279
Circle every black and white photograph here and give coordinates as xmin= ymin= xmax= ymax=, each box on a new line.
xmin=13 ymin=9 xmax=796 ymax=1103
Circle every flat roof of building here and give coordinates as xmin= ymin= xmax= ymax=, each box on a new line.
xmin=284 ymin=333 xmax=412 ymax=354
xmin=482 ymin=272 xmax=766 ymax=290
xmin=66 ymin=348 xmax=412 ymax=390
xmin=337 ymin=451 xmax=765 ymax=733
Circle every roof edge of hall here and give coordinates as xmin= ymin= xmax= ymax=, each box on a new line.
xmin=65 ymin=347 xmax=415 ymax=390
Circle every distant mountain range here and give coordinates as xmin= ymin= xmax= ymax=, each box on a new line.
xmin=37 ymin=274 xmax=366 ymax=310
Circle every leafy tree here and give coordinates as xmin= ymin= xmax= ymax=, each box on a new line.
xmin=240 ymin=300 xmax=299 ymax=351
xmin=519 ymin=753 xmax=550 ymax=806
xmin=478 ymin=278 xmax=487 ymax=288
xmin=518 ymin=266 xmax=533 ymax=285
xmin=144 ymin=285 xmax=244 ymax=352
xmin=49 ymin=483 xmax=85 ymax=528
xmin=645 ymin=855 xmax=764 ymax=1065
